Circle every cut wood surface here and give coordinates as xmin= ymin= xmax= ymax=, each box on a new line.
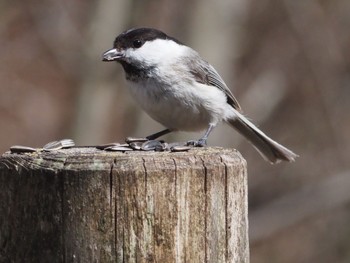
xmin=0 ymin=147 xmax=249 ymax=263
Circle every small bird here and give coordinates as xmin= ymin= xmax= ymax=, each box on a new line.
xmin=102 ymin=27 xmax=297 ymax=163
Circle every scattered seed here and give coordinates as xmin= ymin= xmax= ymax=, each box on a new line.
xmin=105 ymin=145 xmax=133 ymax=152
xmin=125 ymin=137 xmax=148 ymax=143
xmin=96 ymin=143 xmax=121 ymax=150
xmin=170 ymin=145 xmax=192 ymax=152
xmin=10 ymin=145 xmax=37 ymax=153
xmin=141 ymin=140 xmax=162 ymax=151
xmin=129 ymin=142 xmax=143 ymax=150
xmin=43 ymin=141 xmax=62 ymax=151
xmin=155 ymin=142 xmax=168 ymax=152
xmin=59 ymin=139 xmax=75 ymax=148
xmin=43 ymin=139 xmax=75 ymax=151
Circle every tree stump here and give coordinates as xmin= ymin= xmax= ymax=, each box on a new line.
xmin=0 ymin=147 xmax=249 ymax=263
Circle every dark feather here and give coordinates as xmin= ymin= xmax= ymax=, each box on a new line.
xmin=187 ymin=56 xmax=241 ymax=111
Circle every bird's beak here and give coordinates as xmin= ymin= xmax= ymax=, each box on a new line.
xmin=102 ymin=48 xmax=124 ymax=62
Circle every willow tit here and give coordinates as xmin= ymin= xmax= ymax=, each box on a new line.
xmin=102 ymin=27 xmax=297 ymax=163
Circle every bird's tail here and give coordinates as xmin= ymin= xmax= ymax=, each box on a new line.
xmin=228 ymin=111 xmax=298 ymax=164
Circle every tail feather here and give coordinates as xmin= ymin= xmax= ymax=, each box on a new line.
xmin=228 ymin=111 xmax=298 ymax=164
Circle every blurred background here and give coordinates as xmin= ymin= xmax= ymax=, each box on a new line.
xmin=1 ymin=0 xmax=350 ymax=262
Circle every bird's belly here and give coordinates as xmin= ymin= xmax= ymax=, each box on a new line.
xmin=148 ymin=101 xmax=209 ymax=131
xmin=128 ymin=81 xmax=214 ymax=131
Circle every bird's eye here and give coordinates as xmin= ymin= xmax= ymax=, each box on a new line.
xmin=133 ymin=39 xmax=143 ymax=48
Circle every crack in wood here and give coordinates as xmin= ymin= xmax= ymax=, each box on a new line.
xmin=0 ymin=147 xmax=248 ymax=262
xmin=220 ymin=155 xmax=229 ymax=261
xmin=198 ymin=156 xmax=209 ymax=263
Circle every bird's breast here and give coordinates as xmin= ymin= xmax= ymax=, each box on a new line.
xmin=126 ymin=78 xmax=214 ymax=131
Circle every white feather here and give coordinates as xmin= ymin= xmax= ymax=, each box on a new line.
xmin=124 ymin=39 xmax=236 ymax=131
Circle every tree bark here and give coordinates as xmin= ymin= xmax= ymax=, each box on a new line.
xmin=0 ymin=147 xmax=249 ymax=263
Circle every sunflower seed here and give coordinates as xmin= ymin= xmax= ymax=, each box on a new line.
xmin=170 ymin=145 xmax=191 ymax=152
xmin=129 ymin=142 xmax=143 ymax=150
xmin=125 ymin=137 xmax=148 ymax=143
xmin=155 ymin=142 xmax=168 ymax=152
xmin=43 ymin=139 xmax=75 ymax=151
xmin=10 ymin=145 xmax=37 ymax=153
xmin=59 ymin=139 xmax=75 ymax=148
xmin=105 ymin=145 xmax=133 ymax=151
xmin=141 ymin=140 xmax=162 ymax=151
xmin=96 ymin=143 xmax=121 ymax=150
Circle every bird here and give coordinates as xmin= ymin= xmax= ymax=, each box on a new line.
xmin=102 ymin=27 xmax=298 ymax=163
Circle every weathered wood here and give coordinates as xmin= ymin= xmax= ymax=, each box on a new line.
xmin=0 ymin=147 xmax=249 ymax=262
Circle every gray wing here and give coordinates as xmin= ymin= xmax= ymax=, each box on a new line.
xmin=187 ymin=56 xmax=241 ymax=111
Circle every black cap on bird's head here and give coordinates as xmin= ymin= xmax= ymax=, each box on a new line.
xmin=102 ymin=27 xmax=182 ymax=62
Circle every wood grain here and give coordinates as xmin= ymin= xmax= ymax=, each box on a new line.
xmin=0 ymin=147 xmax=249 ymax=262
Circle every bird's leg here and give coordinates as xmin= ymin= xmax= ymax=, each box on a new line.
xmin=187 ymin=124 xmax=216 ymax=147
xmin=146 ymin=128 xmax=172 ymax=140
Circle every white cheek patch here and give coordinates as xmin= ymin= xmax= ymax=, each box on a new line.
xmin=130 ymin=39 xmax=188 ymax=66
